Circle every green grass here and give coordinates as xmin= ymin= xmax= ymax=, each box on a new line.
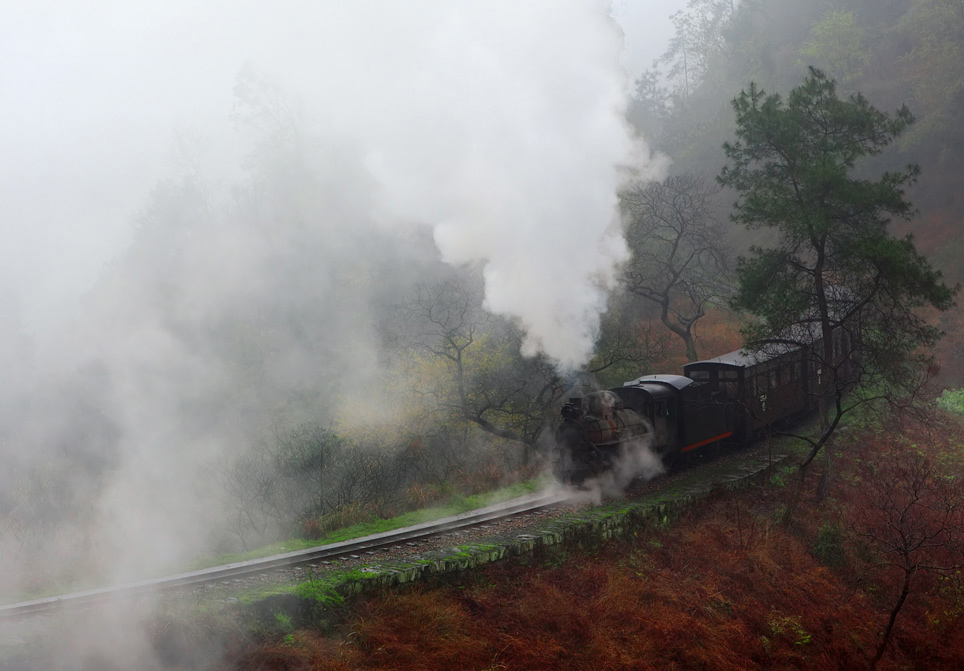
xmin=182 ymin=477 xmax=549 ymax=572
xmin=183 ymin=427 xmax=823 ymax=576
xmin=0 ymin=477 xmax=550 ymax=606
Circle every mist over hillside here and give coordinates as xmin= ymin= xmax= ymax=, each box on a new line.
xmin=0 ymin=1 xmax=674 ymax=606
xmin=2 ymin=0 xmax=963 ymax=666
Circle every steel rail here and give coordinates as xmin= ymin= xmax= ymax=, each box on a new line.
xmin=0 ymin=491 xmax=573 ymax=619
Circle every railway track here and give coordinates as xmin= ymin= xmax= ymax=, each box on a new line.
xmin=0 ymin=490 xmax=574 ymax=620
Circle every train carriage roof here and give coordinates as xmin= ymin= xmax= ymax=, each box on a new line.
xmin=687 ymin=312 xmax=850 ymax=373
xmin=684 ymin=341 xmax=807 ymax=374
xmin=685 ymin=349 xmax=762 ymax=369
xmin=621 ymin=374 xmax=694 ymax=390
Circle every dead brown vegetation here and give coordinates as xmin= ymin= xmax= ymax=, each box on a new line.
xmin=219 ymin=414 xmax=964 ymax=671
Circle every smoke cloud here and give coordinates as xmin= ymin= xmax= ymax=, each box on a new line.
xmin=0 ymin=1 xmax=672 ymax=665
xmin=256 ymin=1 xmax=667 ymax=369
xmin=354 ymin=2 xmax=665 ymax=368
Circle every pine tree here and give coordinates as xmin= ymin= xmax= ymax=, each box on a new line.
xmin=719 ymin=68 xmax=956 ymax=468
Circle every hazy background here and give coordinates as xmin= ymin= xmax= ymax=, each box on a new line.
xmin=0 ymin=0 xmax=687 ymax=603
xmin=1 ymin=0 xmax=682 ymax=333
xmin=8 ymin=0 xmax=964 ymax=666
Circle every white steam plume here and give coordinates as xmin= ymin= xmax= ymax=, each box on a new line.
xmin=304 ymin=0 xmax=667 ymax=369
xmin=0 ymin=0 xmax=672 ymax=623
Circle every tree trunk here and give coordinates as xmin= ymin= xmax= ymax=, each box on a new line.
xmin=815 ymin=441 xmax=834 ymax=501
xmin=871 ymin=570 xmax=913 ymax=670
xmin=781 ymin=461 xmax=810 ymax=527
xmin=683 ymin=331 xmax=698 ymax=362
xmin=659 ymin=311 xmax=700 ymax=362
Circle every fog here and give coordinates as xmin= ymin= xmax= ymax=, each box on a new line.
xmin=0 ymin=0 xmax=683 ymax=665
xmin=3 ymin=0 xmax=680 ymax=332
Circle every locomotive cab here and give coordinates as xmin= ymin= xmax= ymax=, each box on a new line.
xmin=615 ymin=375 xmax=690 ymax=456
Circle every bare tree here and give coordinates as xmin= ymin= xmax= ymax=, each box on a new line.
xmin=848 ymin=439 xmax=964 ymax=669
xmin=621 ymin=173 xmax=730 ymax=362
xmin=385 ymin=270 xmax=659 ymax=463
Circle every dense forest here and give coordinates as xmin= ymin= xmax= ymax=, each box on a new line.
xmin=631 ymin=0 xmax=964 ymax=316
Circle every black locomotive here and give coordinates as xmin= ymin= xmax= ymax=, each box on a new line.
xmin=553 ymin=337 xmax=848 ymax=484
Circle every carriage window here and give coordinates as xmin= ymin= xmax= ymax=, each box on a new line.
xmin=721 ymin=370 xmax=739 ymax=381
xmin=689 ymin=370 xmax=710 ymax=381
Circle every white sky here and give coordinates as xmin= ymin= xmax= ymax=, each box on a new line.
xmin=613 ymin=0 xmax=680 ymax=74
xmin=0 ymin=0 xmax=685 ymax=330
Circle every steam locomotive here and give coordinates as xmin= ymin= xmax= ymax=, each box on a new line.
xmin=553 ymin=335 xmax=850 ymax=484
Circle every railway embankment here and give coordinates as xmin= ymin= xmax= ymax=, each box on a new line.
xmin=240 ymin=447 xmax=790 ymax=631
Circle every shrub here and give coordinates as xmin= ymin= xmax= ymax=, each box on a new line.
xmin=937 ymin=388 xmax=964 ymax=417
xmin=811 ymin=524 xmax=846 ymax=569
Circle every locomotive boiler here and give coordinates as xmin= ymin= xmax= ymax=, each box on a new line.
xmin=553 ymin=390 xmax=652 ymax=484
